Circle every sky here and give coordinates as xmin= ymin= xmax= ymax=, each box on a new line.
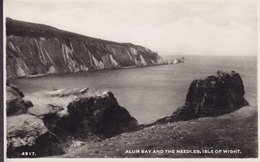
xmin=4 ymin=0 xmax=257 ymax=56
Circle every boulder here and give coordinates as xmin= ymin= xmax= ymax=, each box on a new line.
xmin=41 ymin=90 xmax=138 ymax=140
xmin=66 ymin=91 xmax=138 ymax=138
xmin=154 ymin=71 xmax=249 ymax=124
xmin=7 ymin=114 xmax=63 ymax=158
xmin=6 ymin=83 xmax=33 ymax=116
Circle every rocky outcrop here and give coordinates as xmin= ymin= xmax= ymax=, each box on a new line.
xmin=36 ymin=89 xmax=139 ymax=141
xmin=6 ymin=83 xmax=33 ymax=116
xmin=6 ymin=18 xmax=164 ymax=78
xmin=7 ymin=87 xmax=139 ymax=157
xmin=154 ymin=70 xmax=249 ymax=124
xmin=7 ymin=114 xmax=63 ymax=158
xmin=65 ymin=92 xmax=138 ymax=138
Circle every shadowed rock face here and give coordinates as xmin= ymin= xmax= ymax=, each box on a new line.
xmin=66 ymin=92 xmax=138 ymax=138
xmin=42 ymin=91 xmax=138 ymax=140
xmin=6 ymin=83 xmax=33 ymax=116
xmin=185 ymin=70 xmax=248 ymax=117
xmin=6 ymin=18 xmax=164 ymax=78
xmin=154 ymin=71 xmax=249 ymax=124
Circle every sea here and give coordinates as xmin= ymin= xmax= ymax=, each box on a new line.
xmin=10 ymin=55 xmax=257 ymax=124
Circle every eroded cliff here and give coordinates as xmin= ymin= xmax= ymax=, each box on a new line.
xmin=6 ymin=18 xmax=164 ymax=78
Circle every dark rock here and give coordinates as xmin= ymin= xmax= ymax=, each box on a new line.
xmin=7 ymin=86 xmax=138 ymax=157
xmin=185 ymin=70 xmax=249 ymax=117
xmin=23 ymin=88 xmax=138 ymax=153
xmin=7 ymin=82 xmax=24 ymax=97
xmin=154 ymin=71 xmax=249 ymax=124
xmin=6 ymin=84 xmax=33 ymax=116
xmin=67 ymin=91 xmax=138 ymax=138
xmin=25 ymin=89 xmax=139 ymax=157
xmin=7 ymin=114 xmax=64 ymax=158
xmin=42 ymin=91 xmax=138 ymax=140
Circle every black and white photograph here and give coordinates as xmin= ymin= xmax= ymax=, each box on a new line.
xmin=3 ymin=0 xmax=258 ymax=160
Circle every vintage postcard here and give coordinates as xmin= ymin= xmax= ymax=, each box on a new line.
xmin=3 ymin=0 xmax=259 ymax=161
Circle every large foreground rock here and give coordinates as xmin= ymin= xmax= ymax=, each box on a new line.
xmin=7 ymin=87 xmax=139 ymax=157
xmin=39 ymin=89 xmax=139 ymax=140
xmin=7 ymin=114 xmax=63 ymax=157
xmin=155 ymin=71 xmax=249 ymax=124
xmin=6 ymin=83 xmax=33 ymax=116
xmin=66 ymin=91 xmax=138 ymax=138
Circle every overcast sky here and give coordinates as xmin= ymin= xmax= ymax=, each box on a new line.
xmin=4 ymin=0 xmax=257 ymax=56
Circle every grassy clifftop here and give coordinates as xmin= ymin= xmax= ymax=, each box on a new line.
xmin=62 ymin=106 xmax=257 ymax=158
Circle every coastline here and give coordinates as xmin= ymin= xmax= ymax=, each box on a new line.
xmin=7 ymin=63 xmax=169 ymax=81
xmin=6 ymin=70 xmax=257 ymax=158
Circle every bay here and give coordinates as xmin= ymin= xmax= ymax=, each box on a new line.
xmin=11 ymin=55 xmax=257 ymax=124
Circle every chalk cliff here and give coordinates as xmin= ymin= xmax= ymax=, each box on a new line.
xmin=6 ymin=18 xmax=164 ymax=78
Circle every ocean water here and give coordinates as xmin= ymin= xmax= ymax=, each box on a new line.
xmin=11 ymin=55 xmax=257 ymax=124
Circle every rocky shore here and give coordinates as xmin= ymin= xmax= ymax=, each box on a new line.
xmin=7 ymin=87 xmax=139 ymax=157
xmin=6 ymin=70 xmax=257 ymax=158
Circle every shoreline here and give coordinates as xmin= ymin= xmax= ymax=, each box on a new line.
xmin=8 ymin=63 xmax=169 ymax=81
xmin=6 ymin=70 xmax=257 ymax=158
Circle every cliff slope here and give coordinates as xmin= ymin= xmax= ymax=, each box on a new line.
xmin=62 ymin=106 xmax=257 ymax=158
xmin=6 ymin=18 xmax=164 ymax=78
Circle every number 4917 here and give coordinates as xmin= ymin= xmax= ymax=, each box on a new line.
xmin=21 ymin=152 xmax=36 ymax=156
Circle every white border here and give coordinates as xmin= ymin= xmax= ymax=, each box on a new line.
xmin=3 ymin=0 xmax=260 ymax=161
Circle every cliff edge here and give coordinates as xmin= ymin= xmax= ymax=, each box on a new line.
xmin=6 ymin=18 xmax=164 ymax=78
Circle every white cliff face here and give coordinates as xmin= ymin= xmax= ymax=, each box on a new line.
xmin=34 ymin=39 xmax=48 ymax=65
xmin=34 ymin=38 xmax=55 ymax=65
xmin=61 ymin=43 xmax=80 ymax=72
xmin=109 ymin=55 xmax=119 ymax=67
xmin=6 ymin=18 xmax=164 ymax=78
xmin=7 ymin=36 xmax=163 ymax=78
xmin=151 ymin=60 xmax=156 ymax=64
xmin=134 ymin=57 xmax=139 ymax=66
xmin=126 ymin=51 xmax=134 ymax=61
xmin=92 ymin=56 xmax=105 ymax=70
xmin=130 ymin=47 xmax=138 ymax=56
xmin=101 ymin=54 xmax=120 ymax=69
xmin=139 ymin=55 xmax=147 ymax=66
xmin=15 ymin=58 xmax=30 ymax=77
xmin=15 ymin=63 xmax=26 ymax=77
xmin=48 ymin=65 xmax=56 ymax=74
xmin=9 ymin=42 xmax=16 ymax=51
xmin=80 ymin=65 xmax=89 ymax=71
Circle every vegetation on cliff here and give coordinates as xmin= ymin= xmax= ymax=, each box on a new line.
xmin=6 ymin=18 xmax=164 ymax=78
